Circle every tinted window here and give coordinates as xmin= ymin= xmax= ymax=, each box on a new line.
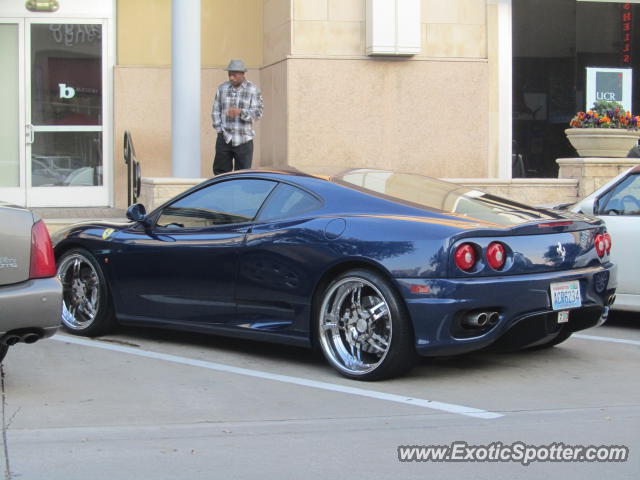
xmin=598 ymin=174 xmax=640 ymax=216
xmin=257 ymin=183 xmax=321 ymax=221
xmin=336 ymin=169 xmax=554 ymax=226
xmin=157 ymin=179 xmax=276 ymax=228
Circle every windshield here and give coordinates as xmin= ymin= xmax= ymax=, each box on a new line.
xmin=334 ymin=169 xmax=558 ymax=227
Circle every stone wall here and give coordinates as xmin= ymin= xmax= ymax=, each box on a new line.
xmin=557 ymin=158 xmax=638 ymax=198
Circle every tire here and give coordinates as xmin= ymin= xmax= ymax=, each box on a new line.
xmin=0 ymin=345 xmax=8 ymax=363
xmin=57 ymin=248 xmax=116 ymax=336
xmin=316 ymin=269 xmax=416 ymax=380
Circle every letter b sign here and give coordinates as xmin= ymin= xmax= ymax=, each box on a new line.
xmin=59 ymin=83 xmax=76 ymax=99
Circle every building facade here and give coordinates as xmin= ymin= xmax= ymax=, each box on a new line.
xmin=0 ymin=0 xmax=637 ymax=208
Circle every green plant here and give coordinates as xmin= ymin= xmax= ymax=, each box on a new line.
xmin=569 ymin=100 xmax=639 ymax=129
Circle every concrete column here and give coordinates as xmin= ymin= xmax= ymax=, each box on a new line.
xmin=172 ymin=0 xmax=201 ymax=178
xmin=496 ymin=0 xmax=512 ymax=180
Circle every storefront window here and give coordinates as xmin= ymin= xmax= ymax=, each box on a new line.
xmin=31 ymin=24 xmax=102 ymax=126
xmin=513 ymin=0 xmax=640 ymax=178
xmin=31 ymin=131 xmax=102 ymax=186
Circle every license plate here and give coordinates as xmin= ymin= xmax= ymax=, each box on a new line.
xmin=550 ymin=281 xmax=581 ymax=310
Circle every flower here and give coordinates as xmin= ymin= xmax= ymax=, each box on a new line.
xmin=569 ymin=100 xmax=639 ymax=129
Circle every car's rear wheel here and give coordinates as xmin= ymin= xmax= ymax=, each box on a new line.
xmin=316 ymin=269 xmax=416 ymax=380
xmin=57 ymin=248 xmax=115 ymax=336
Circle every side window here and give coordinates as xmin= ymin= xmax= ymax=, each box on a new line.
xmin=156 ymin=179 xmax=276 ymax=228
xmin=598 ymin=174 xmax=640 ymax=216
xmin=257 ymin=183 xmax=322 ymax=221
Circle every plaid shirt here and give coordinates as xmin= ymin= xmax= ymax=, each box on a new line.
xmin=212 ymin=79 xmax=263 ymax=146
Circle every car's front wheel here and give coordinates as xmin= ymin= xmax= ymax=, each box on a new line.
xmin=316 ymin=269 xmax=416 ymax=380
xmin=57 ymin=248 xmax=115 ymax=336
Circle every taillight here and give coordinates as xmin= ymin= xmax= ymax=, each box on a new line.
xmin=594 ymin=233 xmax=606 ymax=258
xmin=29 ymin=220 xmax=56 ymax=278
xmin=455 ymin=243 xmax=476 ymax=271
xmin=604 ymin=233 xmax=612 ymax=254
xmin=486 ymin=242 xmax=506 ymax=270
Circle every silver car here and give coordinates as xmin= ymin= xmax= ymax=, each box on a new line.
xmin=0 ymin=202 xmax=61 ymax=361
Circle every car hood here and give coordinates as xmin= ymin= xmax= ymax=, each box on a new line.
xmin=51 ymin=220 xmax=134 ymax=247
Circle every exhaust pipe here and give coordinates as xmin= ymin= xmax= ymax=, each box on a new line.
xmin=1 ymin=331 xmax=43 ymax=346
xmin=4 ymin=335 xmax=21 ymax=346
xmin=463 ymin=312 xmax=489 ymax=328
xmin=22 ymin=333 xmax=41 ymax=344
xmin=462 ymin=311 xmax=500 ymax=329
xmin=607 ymin=294 xmax=616 ymax=306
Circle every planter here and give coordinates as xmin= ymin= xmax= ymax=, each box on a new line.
xmin=565 ymin=128 xmax=640 ymax=157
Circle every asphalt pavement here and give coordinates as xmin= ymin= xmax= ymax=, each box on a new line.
xmin=1 ymin=312 xmax=638 ymax=479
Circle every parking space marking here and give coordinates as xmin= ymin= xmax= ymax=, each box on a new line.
xmin=52 ymin=335 xmax=502 ymax=420
xmin=573 ymin=334 xmax=640 ymax=347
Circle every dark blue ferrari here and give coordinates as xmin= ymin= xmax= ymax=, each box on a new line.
xmin=53 ymin=168 xmax=617 ymax=380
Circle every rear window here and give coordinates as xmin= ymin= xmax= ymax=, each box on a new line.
xmin=334 ymin=169 xmax=555 ymax=226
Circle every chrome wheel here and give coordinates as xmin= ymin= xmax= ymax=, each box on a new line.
xmin=58 ymin=253 xmax=101 ymax=330
xmin=318 ymin=276 xmax=393 ymax=376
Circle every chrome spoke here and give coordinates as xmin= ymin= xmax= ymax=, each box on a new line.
xmin=71 ymin=258 xmax=81 ymax=279
xmin=367 ymin=333 xmax=389 ymax=354
xmin=351 ymin=285 xmax=362 ymax=310
xmin=368 ymin=301 xmax=388 ymax=321
xmin=322 ymin=322 xmax=339 ymax=330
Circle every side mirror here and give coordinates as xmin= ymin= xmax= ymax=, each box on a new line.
xmin=126 ymin=203 xmax=147 ymax=222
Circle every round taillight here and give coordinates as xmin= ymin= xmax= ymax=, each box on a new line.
xmin=604 ymin=233 xmax=612 ymax=254
xmin=455 ymin=243 xmax=476 ymax=271
xmin=594 ymin=233 xmax=605 ymax=257
xmin=486 ymin=242 xmax=506 ymax=270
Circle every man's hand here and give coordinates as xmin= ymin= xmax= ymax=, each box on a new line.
xmin=227 ymin=107 xmax=241 ymax=118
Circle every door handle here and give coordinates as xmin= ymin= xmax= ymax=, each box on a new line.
xmin=25 ymin=124 xmax=35 ymax=144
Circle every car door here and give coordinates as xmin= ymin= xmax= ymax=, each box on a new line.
xmin=236 ymin=183 xmax=324 ymax=334
xmin=594 ymin=171 xmax=640 ymax=301
xmin=111 ymin=178 xmax=277 ymax=325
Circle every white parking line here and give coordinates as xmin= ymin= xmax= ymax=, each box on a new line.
xmin=573 ymin=334 xmax=640 ymax=346
xmin=52 ymin=335 xmax=502 ymax=420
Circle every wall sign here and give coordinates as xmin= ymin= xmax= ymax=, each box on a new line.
xmin=622 ymin=2 xmax=633 ymax=64
xmin=585 ymin=67 xmax=633 ymax=111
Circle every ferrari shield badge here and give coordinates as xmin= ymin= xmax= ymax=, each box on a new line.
xmin=102 ymin=228 xmax=115 ymax=240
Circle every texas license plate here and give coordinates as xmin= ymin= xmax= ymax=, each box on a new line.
xmin=550 ymin=280 xmax=581 ymax=310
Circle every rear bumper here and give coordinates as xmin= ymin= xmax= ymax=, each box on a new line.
xmin=395 ymin=264 xmax=616 ymax=356
xmin=0 ymin=277 xmax=62 ymax=337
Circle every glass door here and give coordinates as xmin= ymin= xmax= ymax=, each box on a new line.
xmin=0 ymin=19 xmax=25 ymax=205
xmin=27 ymin=20 xmax=108 ymax=206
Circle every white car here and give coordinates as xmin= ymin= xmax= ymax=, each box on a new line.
xmin=569 ymin=165 xmax=640 ymax=312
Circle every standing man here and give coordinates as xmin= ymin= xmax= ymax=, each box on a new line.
xmin=212 ymin=59 xmax=263 ymax=175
